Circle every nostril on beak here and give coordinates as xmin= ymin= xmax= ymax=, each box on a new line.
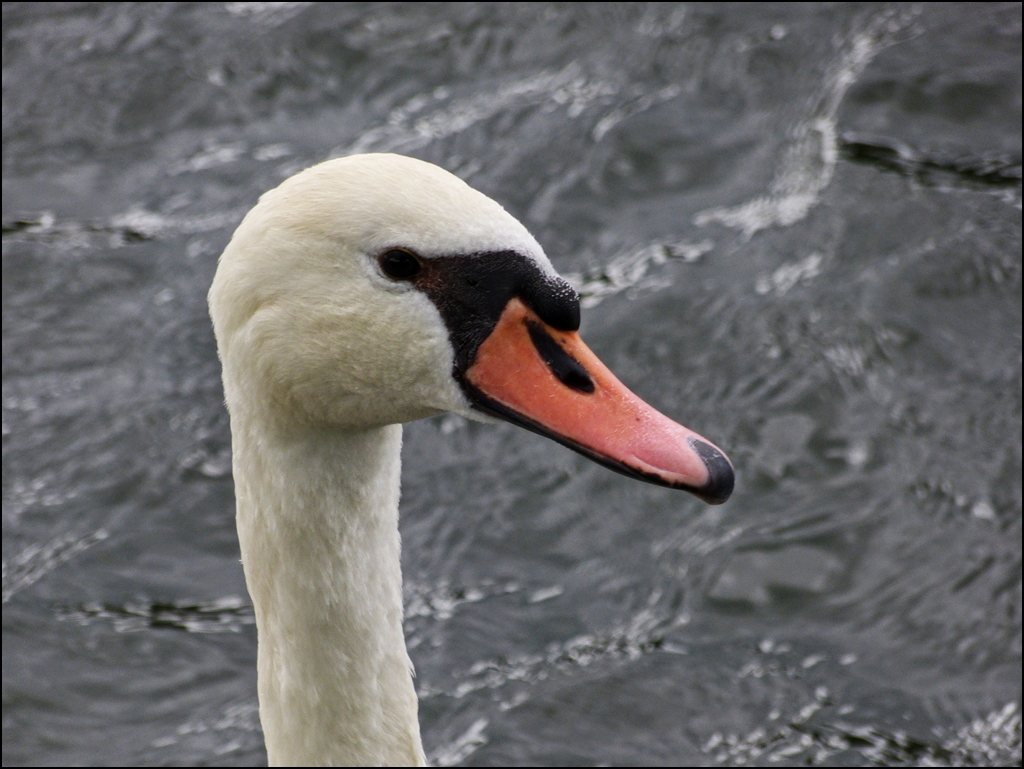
xmin=688 ymin=438 xmax=735 ymax=504
xmin=526 ymin=320 xmax=595 ymax=394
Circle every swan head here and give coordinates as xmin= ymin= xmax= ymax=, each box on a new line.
xmin=210 ymin=153 xmax=733 ymax=503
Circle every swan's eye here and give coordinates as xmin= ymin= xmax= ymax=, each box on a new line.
xmin=379 ymin=249 xmax=422 ymax=280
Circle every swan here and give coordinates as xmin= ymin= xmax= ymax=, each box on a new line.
xmin=208 ymin=152 xmax=733 ymax=766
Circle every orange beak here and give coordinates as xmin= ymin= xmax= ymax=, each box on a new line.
xmin=463 ymin=298 xmax=734 ymax=503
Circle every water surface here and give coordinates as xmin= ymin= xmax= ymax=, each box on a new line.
xmin=3 ymin=3 xmax=1021 ymax=766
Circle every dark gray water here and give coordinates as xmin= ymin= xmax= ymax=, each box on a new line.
xmin=3 ymin=3 xmax=1021 ymax=766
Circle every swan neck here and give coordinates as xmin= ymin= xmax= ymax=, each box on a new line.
xmin=232 ymin=420 xmax=424 ymax=766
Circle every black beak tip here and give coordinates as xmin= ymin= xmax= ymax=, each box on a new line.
xmin=688 ymin=438 xmax=735 ymax=505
